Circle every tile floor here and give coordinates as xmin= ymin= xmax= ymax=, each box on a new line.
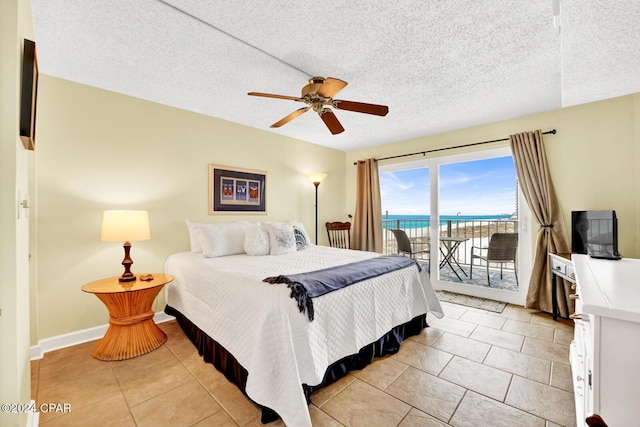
xmin=31 ymin=302 xmax=577 ymax=426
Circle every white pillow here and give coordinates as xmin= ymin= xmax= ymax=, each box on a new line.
xmin=244 ymin=223 xmax=270 ymax=256
xmin=185 ymin=220 xmax=208 ymax=252
xmin=289 ymin=221 xmax=311 ymax=249
xmin=265 ymin=222 xmax=297 ymax=255
xmin=200 ymin=221 xmax=249 ymax=258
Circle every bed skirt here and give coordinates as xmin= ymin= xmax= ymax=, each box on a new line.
xmin=164 ymin=305 xmax=427 ymax=423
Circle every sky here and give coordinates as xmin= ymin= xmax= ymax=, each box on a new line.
xmin=380 ymin=156 xmax=517 ymax=216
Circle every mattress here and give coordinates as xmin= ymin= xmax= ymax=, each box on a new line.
xmin=164 ymin=245 xmax=443 ymax=426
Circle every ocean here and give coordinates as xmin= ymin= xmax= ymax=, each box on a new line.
xmin=382 ymin=214 xmax=514 ymax=229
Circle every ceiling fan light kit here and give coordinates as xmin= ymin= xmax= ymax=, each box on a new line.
xmin=248 ymin=77 xmax=388 ymax=135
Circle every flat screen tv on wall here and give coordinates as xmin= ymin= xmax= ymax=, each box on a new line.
xmin=571 ymin=210 xmax=621 ymax=260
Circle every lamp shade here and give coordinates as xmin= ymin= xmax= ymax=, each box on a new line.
xmin=307 ymin=173 xmax=328 ymax=185
xmin=100 ymin=210 xmax=150 ymax=242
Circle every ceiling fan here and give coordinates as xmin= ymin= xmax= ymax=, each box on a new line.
xmin=248 ymin=77 xmax=389 ymax=135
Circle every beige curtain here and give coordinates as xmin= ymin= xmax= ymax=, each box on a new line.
xmin=352 ymin=159 xmax=383 ymax=252
xmin=510 ymin=130 xmax=572 ymax=316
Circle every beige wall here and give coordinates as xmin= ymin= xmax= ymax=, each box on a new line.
xmin=33 ymin=75 xmax=347 ymax=340
xmin=0 ymin=0 xmax=34 ymax=425
xmin=346 ymin=94 xmax=640 ymax=258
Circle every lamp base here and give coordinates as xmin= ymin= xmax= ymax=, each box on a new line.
xmin=119 ymin=241 xmax=136 ymax=282
xmin=118 ymin=274 xmax=136 ymax=283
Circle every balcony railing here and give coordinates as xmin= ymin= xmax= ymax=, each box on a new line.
xmin=382 ymin=218 xmax=519 ymax=288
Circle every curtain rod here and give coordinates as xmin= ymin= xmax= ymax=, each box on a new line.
xmin=353 ymin=129 xmax=557 ymax=165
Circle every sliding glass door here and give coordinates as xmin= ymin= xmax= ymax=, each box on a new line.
xmin=380 ymin=147 xmax=531 ymax=305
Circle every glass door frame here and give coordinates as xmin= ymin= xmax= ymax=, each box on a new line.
xmin=380 ymin=147 xmax=531 ymax=305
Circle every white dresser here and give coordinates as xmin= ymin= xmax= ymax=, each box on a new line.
xmin=570 ymin=254 xmax=640 ymax=427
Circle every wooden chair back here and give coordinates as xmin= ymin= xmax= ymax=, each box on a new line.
xmin=325 ymin=222 xmax=351 ymax=249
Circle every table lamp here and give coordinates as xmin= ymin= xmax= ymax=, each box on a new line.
xmin=101 ymin=210 xmax=150 ymax=282
xmin=306 ymin=173 xmax=327 ymax=244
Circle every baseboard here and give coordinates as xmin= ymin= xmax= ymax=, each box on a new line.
xmin=26 ymin=401 xmax=39 ymax=427
xmin=30 ymin=311 xmax=175 ymax=360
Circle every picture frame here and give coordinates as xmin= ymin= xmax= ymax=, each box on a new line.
xmin=19 ymin=39 xmax=38 ymax=151
xmin=208 ymin=164 xmax=267 ymax=214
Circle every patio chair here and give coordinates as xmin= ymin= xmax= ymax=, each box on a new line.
xmin=390 ymin=229 xmax=429 ymax=260
xmin=470 ymin=232 xmax=518 ymax=286
xmin=325 ymin=221 xmax=351 ymax=249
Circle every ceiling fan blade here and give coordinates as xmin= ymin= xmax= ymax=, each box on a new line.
xmin=317 ymin=77 xmax=348 ymax=98
xmin=333 ymin=99 xmax=389 ymax=116
xmin=270 ymin=106 xmax=311 ymax=128
xmin=319 ymin=108 xmax=345 ymax=135
xmin=248 ymin=92 xmax=303 ymax=102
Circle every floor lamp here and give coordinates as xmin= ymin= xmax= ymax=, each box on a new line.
xmin=307 ymin=173 xmax=327 ymax=244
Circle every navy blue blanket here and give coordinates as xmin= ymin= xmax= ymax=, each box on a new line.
xmin=263 ymin=255 xmax=421 ymax=321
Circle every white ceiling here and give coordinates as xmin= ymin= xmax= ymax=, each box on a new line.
xmin=30 ymin=0 xmax=640 ymax=151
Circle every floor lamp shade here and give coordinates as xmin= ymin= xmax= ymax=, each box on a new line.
xmin=306 ymin=173 xmax=328 ymax=185
xmin=101 ymin=210 xmax=150 ymax=282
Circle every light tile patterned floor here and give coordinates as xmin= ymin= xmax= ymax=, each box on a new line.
xmin=32 ymin=302 xmax=577 ymax=426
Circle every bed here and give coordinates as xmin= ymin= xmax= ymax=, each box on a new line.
xmin=164 ymin=221 xmax=443 ymax=426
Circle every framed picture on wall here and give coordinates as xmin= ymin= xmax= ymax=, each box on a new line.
xmin=20 ymin=39 xmax=38 ymax=150
xmin=208 ymin=164 xmax=267 ymax=214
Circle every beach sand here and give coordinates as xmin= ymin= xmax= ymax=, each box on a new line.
xmin=444 ymin=221 xmax=516 ymax=238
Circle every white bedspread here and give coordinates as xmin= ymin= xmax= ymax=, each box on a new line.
xmin=164 ymin=245 xmax=443 ymax=427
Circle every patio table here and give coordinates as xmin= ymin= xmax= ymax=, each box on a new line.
xmin=439 ymin=237 xmax=469 ymax=281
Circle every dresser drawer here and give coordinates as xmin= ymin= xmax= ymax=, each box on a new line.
xmin=551 ymin=257 xmax=567 ymax=276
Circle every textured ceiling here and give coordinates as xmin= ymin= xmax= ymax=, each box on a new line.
xmin=31 ymin=0 xmax=640 ymax=151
